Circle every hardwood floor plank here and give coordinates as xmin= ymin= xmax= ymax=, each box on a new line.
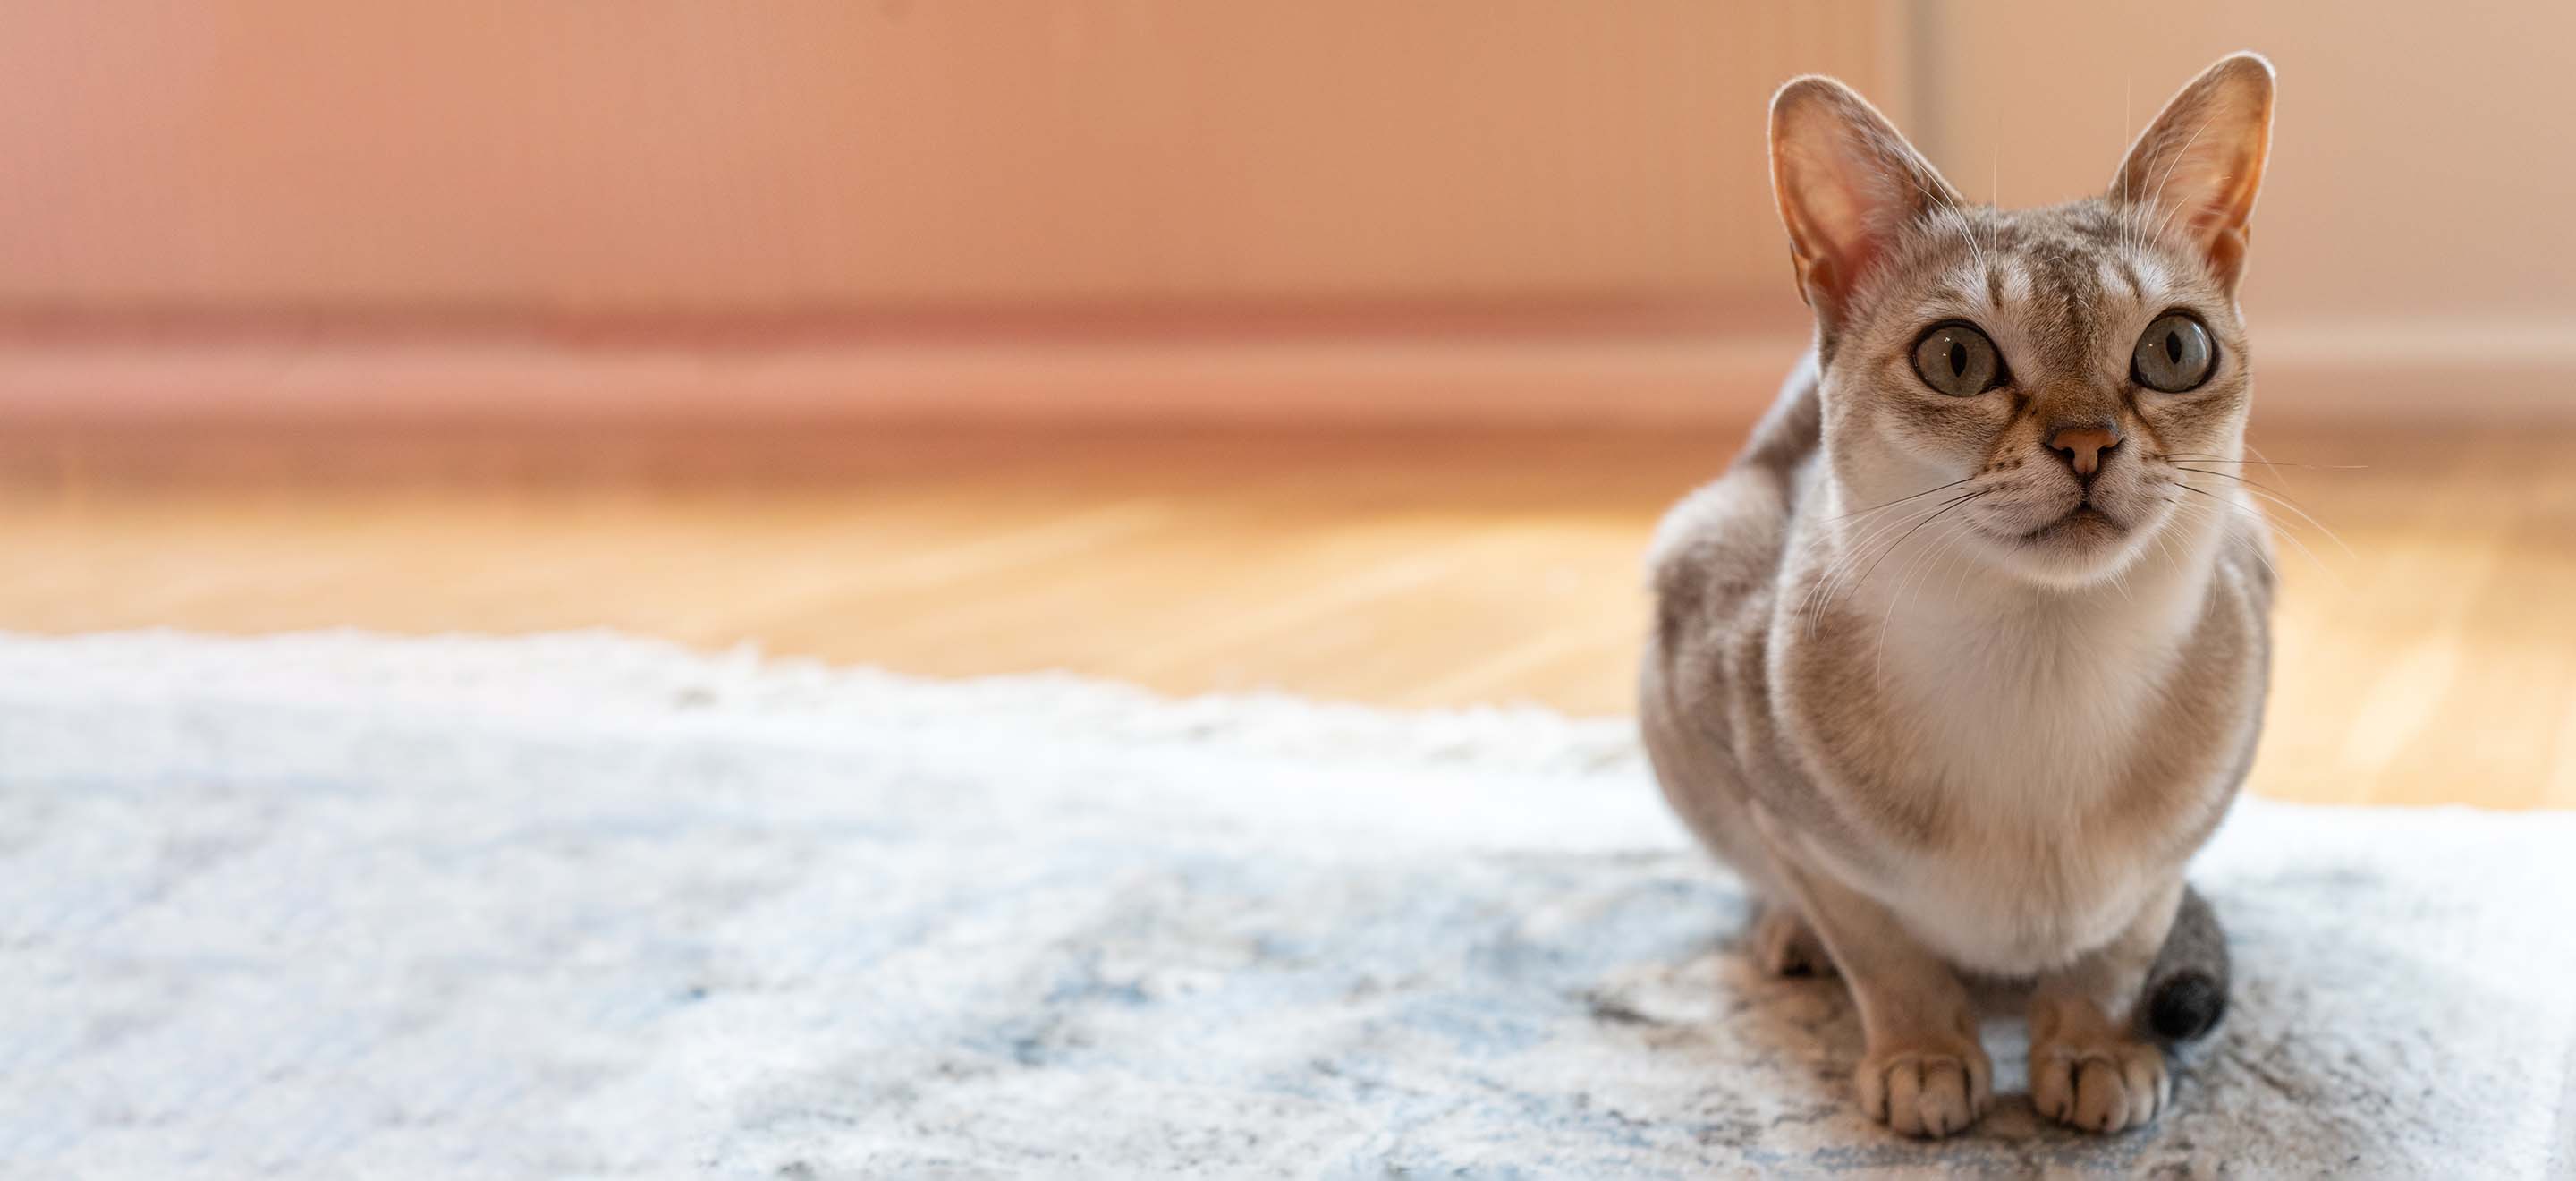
xmin=0 ymin=422 xmax=2562 ymax=809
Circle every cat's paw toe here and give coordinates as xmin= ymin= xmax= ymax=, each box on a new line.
xmin=1856 ymin=1044 xmax=1992 ymax=1138
xmin=1752 ymin=905 xmax=1835 ymax=978
xmin=2031 ymin=1037 xmax=2169 ymax=1134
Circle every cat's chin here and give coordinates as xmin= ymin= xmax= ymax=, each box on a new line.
xmin=1976 ymin=506 xmax=2156 ymax=588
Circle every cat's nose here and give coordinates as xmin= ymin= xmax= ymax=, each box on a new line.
xmin=2046 ymin=421 xmax=2123 ymax=480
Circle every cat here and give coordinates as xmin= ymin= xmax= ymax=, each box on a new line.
xmin=1639 ymin=53 xmax=2275 ymax=1138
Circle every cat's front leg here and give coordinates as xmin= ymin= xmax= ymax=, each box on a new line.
xmin=2028 ymin=879 xmax=2186 ymax=1134
xmin=1779 ymin=859 xmax=1992 ymax=1137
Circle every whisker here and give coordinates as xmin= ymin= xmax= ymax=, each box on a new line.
xmin=2169 ymin=467 xmax=2355 ymax=557
xmin=2160 ymin=496 xmax=2285 ymax=588
xmin=1904 ymin=166 xmax=1992 ymax=285
xmin=1959 ymin=204 xmax=1995 ymax=287
xmin=2172 ymin=482 xmax=2345 ymax=589
xmin=1826 ymin=476 xmax=1983 ymax=522
xmin=1987 ymin=142 xmax=2002 ymax=267
xmin=1801 ymin=491 xmax=1984 ymax=632
xmin=2241 ymin=439 xmax=2295 ymax=498
xmin=2169 ymin=463 xmax=2295 ymax=502
xmin=1849 ymin=492 xmax=1990 ymax=607
xmin=2162 ymin=455 xmax=2368 ymax=471
xmin=2164 ymin=494 xmax=2292 ymax=590
xmin=1944 ymin=519 xmax=1979 ymax=601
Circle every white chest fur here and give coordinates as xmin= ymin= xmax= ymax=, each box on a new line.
xmin=1803 ymin=661 xmax=2179 ymax=973
xmin=1798 ymin=523 xmax=2224 ymax=976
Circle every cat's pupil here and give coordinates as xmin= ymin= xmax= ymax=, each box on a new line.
xmin=2164 ymin=331 xmax=2182 ymax=364
xmin=1948 ymin=341 xmax=1967 ymax=377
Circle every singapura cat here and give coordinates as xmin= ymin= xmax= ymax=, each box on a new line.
xmin=1640 ymin=53 xmax=2275 ymax=1138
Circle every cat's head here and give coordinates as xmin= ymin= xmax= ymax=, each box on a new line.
xmin=1771 ymin=54 xmax=2275 ymax=588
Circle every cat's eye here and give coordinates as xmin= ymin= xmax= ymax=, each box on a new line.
xmin=2131 ymin=312 xmax=2216 ymax=392
xmin=1910 ymin=322 xmax=2004 ymax=397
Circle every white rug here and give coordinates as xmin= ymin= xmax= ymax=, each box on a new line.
xmin=2 ymin=631 xmax=2572 ymax=1178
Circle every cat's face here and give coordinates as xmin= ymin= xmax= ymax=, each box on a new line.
xmin=1771 ymin=55 xmax=2274 ymax=588
xmin=1822 ymin=203 xmax=2252 ymax=585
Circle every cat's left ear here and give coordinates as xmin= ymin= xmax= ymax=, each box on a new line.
xmin=2110 ymin=53 xmax=2275 ymax=293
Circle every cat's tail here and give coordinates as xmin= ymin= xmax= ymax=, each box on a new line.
xmin=2138 ymin=884 xmax=2229 ymax=1043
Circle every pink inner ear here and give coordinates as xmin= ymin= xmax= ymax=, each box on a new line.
xmin=1777 ymin=120 xmax=1928 ymax=314
xmin=1769 ymin=76 xmax=1962 ymax=321
xmin=2128 ymin=132 xmax=2264 ymax=290
xmin=2155 ymin=148 xmax=2257 ymax=251
xmin=2187 ymin=196 xmax=2234 ymax=239
xmin=2114 ymin=59 xmax=2274 ymax=258
xmin=1795 ymin=153 xmax=1885 ymax=269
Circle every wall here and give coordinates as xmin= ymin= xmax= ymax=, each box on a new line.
xmin=1914 ymin=0 xmax=2576 ymax=418
xmin=0 ymin=1 xmax=1892 ymax=312
xmin=0 ymin=2 xmax=2563 ymax=424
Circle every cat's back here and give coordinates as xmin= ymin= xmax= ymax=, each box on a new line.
xmin=1645 ymin=353 xmax=1820 ymax=659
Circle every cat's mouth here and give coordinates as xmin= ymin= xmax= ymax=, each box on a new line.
xmin=2018 ymin=502 xmax=2124 ymax=544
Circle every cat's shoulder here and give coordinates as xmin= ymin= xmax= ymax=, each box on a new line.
xmin=1645 ymin=356 xmax=1821 ymax=657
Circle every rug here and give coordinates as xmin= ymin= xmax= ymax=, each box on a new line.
xmin=1 ymin=631 xmax=2570 ymax=1178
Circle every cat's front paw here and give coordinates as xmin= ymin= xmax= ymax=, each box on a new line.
xmin=1855 ymin=1040 xmax=1993 ymax=1138
xmin=2030 ymin=1035 xmax=2169 ymax=1134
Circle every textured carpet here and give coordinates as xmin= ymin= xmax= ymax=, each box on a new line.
xmin=2 ymin=631 xmax=2571 ymax=1177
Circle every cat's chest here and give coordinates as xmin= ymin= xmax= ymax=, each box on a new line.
xmin=1781 ymin=602 xmax=2182 ymax=828
xmin=1824 ymin=811 xmax=2158 ymax=974
xmin=1898 ymin=647 xmax=2167 ymax=799
xmin=1775 ymin=614 xmax=2197 ymax=971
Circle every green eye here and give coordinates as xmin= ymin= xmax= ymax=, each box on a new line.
xmin=2132 ymin=312 xmax=2216 ymax=392
xmin=1911 ymin=322 xmax=2004 ymax=397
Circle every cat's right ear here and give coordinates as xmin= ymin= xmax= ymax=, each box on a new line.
xmin=1768 ymin=77 xmax=1960 ymax=330
xmin=2108 ymin=53 xmax=2275 ymax=293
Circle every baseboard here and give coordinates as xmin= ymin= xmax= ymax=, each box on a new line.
xmin=2249 ymin=320 xmax=2576 ymax=421
xmin=0 ymin=311 xmax=2562 ymax=429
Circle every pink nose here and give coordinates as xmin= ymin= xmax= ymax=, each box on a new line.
xmin=2047 ymin=422 xmax=2122 ymax=478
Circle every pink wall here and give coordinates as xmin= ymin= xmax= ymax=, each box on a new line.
xmin=1 ymin=3 xmax=2565 ymax=423
xmin=0 ymin=2 xmax=1885 ymax=313
xmin=1921 ymin=0 xmax=2576 ymax=328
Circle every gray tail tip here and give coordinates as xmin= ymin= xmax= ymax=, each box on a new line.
xmin=2146 ymin=970 xmax=2227 ymax=1043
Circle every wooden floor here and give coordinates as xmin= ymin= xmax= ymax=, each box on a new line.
xmin=3 ymin=421 xmax=2571 ymax=810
